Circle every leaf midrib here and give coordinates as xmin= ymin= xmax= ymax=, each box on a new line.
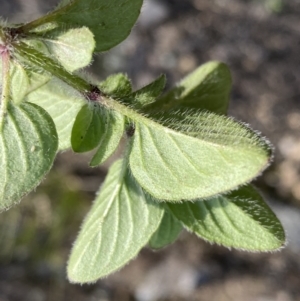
xmin=107 ymin=97 xmax=266 ymax=152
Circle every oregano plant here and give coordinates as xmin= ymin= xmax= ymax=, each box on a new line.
xmin=0 ymin=0 xmax=285 ymax=284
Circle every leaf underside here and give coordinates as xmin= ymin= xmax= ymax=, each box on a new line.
xmin=129 ymin=109 xmax=272 ymax=201
xmin=68 ymin=160 xmax=163 ymax=283
xmin=26 ymin=77 xmax=84 ymax=150
xmin=42 ymin=27 xmax=95 ymax=72
xmin=0 ymin=102 xmax=58 ymax=210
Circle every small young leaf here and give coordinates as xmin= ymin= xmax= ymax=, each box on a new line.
xmin=0 ymin=59 xmax=29 ymax=105
xmin=25 ymin=77 xmax=85 ymax=150
xmin=126 ymin=74 xmax=166 ymax=108
xmin=23 ymin=39 xmax=51 ymax=57
xmin=0 ymin=102 xmax=58 ymax=210
xmin=67 ymin=160 xmax=164 ymax=283
xmin=90 ymin=110 xmax=124 ymax=166
xmin=149 ymin=209 xmax=182 ymax=249
xmin=10 ymin=62 xmax=29 ymax=105
xmin=42 ymin=27 xmax=95 ymax=72
xmin=99 ymin=73 xmax=132 ymax=98
xmin=167 ymin=186 xmax=285 ymax=251
xmin=22 ymin=0 xmax=143 ymax=52
xmin=146 ymin=61 xmax=231 ymax=115
xmin=129 ymin=109 xmax=272 ymax=201
xmin=71 ymin=103 xmax=105 ymax=153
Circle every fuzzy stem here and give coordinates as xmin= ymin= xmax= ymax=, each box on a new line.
xmin=14 ymin=42 xmax=92 ymax=94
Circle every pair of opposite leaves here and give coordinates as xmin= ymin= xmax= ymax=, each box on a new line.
xmin=67 ymin=63 xmax=284 ymax=283
xmin=71 ymin=62 xmax=272 ymax=202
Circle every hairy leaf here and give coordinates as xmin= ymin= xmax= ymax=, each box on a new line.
xmin=25 ymin=77 xmax=84 ymax=150
xmin=0 ymin=59 xmax=29 ymax=105
xmin=71 ymin=103 xmax=105 ymax=153
xmin=23 ymin=0 xmax=143 ymax=52
xmin=10 ymin=62 xmax=29 ymax=105
xmin=0 ymin=102 xmax=58 ymax=210
xmin=42 ymin=27 xmax=95 ymax=72
xmin=147 ymin=61 xmax=231 ymax=115
xmin=149 ymin=209 xmax=182 ymax=249
xmin=68 ymin=160 xmax=163 ymax=283
xmin=128 ymin=108 xmax=272 ymax=201
xmin=168 ymin=186 xmax=285 ymax=251
xmin=90 ymin=110 xmax=124 ymax=166
xmin=99 ymin=73 xmax=132 ymax=98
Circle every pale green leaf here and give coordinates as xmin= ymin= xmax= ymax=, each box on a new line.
xmin=68 ymin=160 xmax=164 ymax=283
xmin=23 ymin=39 xmax=51 ymax=56
xmin=99 ymin=73 xmax=132 ymax=98
xmin=0 ymin=59 xmax=29 ymax=105
xmin=25 ymin=77 xmax=85 ymax=150
xmin=0 ymin=102 xmax=58 ymax=210
xmin=129 ymin=109 xmax=272 ymax=201
xmin=42 ymin=27 xmax=95 ymax=72
xmin=24 ymin=0 xmax=143 ymax=52
xmin=71 ymin=103 xmax=105 ymax=153
xmin=26 ymin=70 xmax=51 ymax=94
xmin=90 ymin=110 xmax=124 ymax=166
xmin=146 ymin=61 xmax=231 ymax=115
xmin=149 ymin=209 xmax=182 ymax=249
xmin=168 ymin=186 xmax=285 ymax=251
xmin=10 ymin=62 xmax=29 ymax=105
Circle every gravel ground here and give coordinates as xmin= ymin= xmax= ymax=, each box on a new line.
xmin=0 ymin=0 xmax=300 ymax=300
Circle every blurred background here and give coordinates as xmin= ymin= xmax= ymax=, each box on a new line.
xmin=1 ymin=0 xmax=300 ymax=300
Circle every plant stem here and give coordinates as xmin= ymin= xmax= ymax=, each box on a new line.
xmin=0 ymin=45 xmax=11 ymax=132
xmin=14 ymin=42 xmax=92 ymax=94
xmin=12 ymin=41 xmax=154 ymax=127
xmin=104 ymin=96 xmax=158 ymax=128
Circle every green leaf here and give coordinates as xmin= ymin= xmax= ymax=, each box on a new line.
xmin=90 ymin=110 xmax=124 ymax=166
xmin=128 ymin=109 xmax=272 ymax=201
xmin=23 ymin=0 xmax=143 ymax=52
xmin=146 ymin=61 xmax=231 ymax=115
xmin=71 ymin=103 xmax=105 ymax=153
xmin=149 ymin=209 xmax=182 ymax=249
xmin=99 ymin=73 xmax=132 ymax=98
xmin=25 ymin=77 xmax=85 ymax=150
xmin=167 ymin=186 xmax=285 ymax=251
xmin=0 ymin=59 xmax=29 ymax=105
xmin=126 ymin=74 xmax=166 ymax=108
xmin=0 ymin=102 xmax=58 ymax=210
xmin=42 ymin=27 xmax=95 ymax=72
xmin=67 ymin=160 xmax=163 ymax=283
xmin=10 ymin=62 xmax=29 ymax=105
